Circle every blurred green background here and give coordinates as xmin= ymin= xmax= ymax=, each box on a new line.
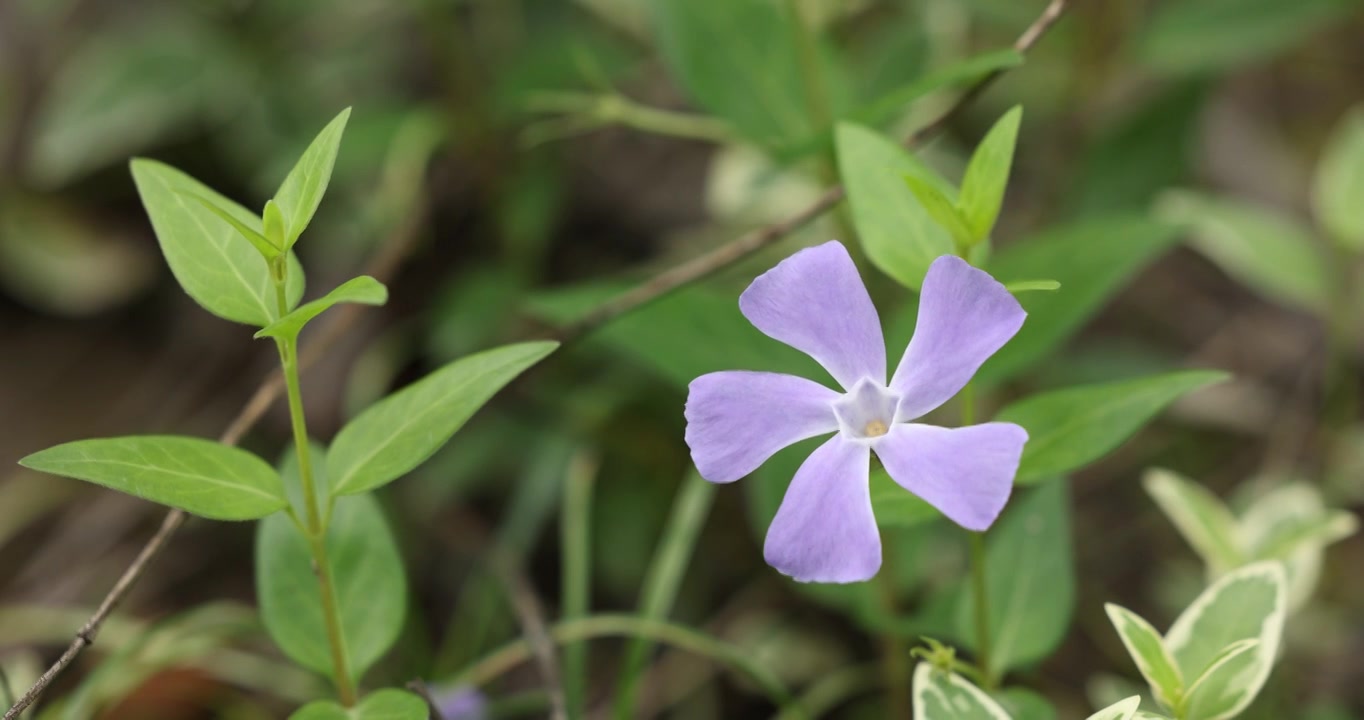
xmin=2 ymin=0 xmax=1364 ymax=718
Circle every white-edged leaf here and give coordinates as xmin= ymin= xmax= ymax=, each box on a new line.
xmin=1143 ymin=468 xmax=1244 ymax=573
xmin=274 ymin=108 xmax=351 ymax=248
xmin=1104 ymin=604 xmax=1184 ymax=711
xmin=1086 ymin=696 xmax=1142 ymax=720
xmin=1164 ymin=562 xmax=1287 ymax=720
xmin=912 ymin=662 xmax=1013 ymax=720
xmin=130 ymin=158 xmax=305 ymax=326
xmin=1313 ymin=106 xmax=1364 ymax=251
xmin=1180 ymin=638 xmax=1260 ymax=720
xmin=326 ymin=341 xmax=558 ymax=496
xmin=959 ymin=106 xmax=1022 ymax=241
xmin=20 ymin=436 xmax=286 ymax=520
xmin=1238 ymin=484 xmax=1355 ymax=610
xmin=256 ymin=276 xmax=388 ymax=341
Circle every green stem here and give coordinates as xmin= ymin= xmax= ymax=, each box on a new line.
xmin=960 ymin=382 xmax=994 ymax=689
xmin=874 ymin=575 xmax=912 ymax=719
xmin=560 ymin=454 xmax=595 ymax=718
xmin=272 ymin=263 xmax=357 ymax=706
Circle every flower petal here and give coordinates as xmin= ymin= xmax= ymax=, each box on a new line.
xmin=764 ymin=435 xmax=879 ymax=583
xmin=875 ymin=422 xmax=1027 ymax=531
xmin=890 ymin=255 xmax=1025 ymax=419
xmin=685 ymin=371 xmax=840 ymax=483
xmin=740 ymin=241 xmax=886 ymax=390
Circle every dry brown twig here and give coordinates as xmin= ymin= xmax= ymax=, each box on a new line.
xmin=4 ymin=1 xmax=1068 ymax=715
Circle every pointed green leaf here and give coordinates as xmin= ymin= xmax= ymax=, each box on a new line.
xmin=998 ymin=370 xmax=1228 ymax=484
xmin=327 ymin=341 xmax=559 ymax=496
xmin=959 ymin=106 xmax=1022 ymax=241
xmin=836 ymin=123 xmax=955 ymax=290
xmin=130 ymin=158 xmax=305 ymax=326
xmin=1143 ymin=468 xmax=1244 ymax=573
xmin=1164 ymin=562 xmax=1287 ymax=720
xmin=187 ymin=194 xmax=279 ymax=259
xmin=1104 ymin=604 xmax=1184 ymax=711
xmin=1086 ymin=696 xmax=1142 ymax=720
xmin=275 ymin=108 xmax=351 ymax=248
xmin=904 ymin=173 xmax=975 ymax=248
xmin=257 ymin=493 xmax=406 ymax=683
xmin=980 ymin=217 xmax=1183 ymax=383
xmin=289 ymin=689 xmax=427 ymax=719
xmin=1314 ymin=107 xmax=1364 ymax=251
xmin=1156 ymin=190 xmax=1329 ymax=312
xmin=263 ymin=199 xmax=287 ymax=250
xmin=912 ymin=663 xmax=1013 ymax=720
xmin=20 ymin=436 xmax=285 ymax=520
xmin=957 ymin=479 xmax=1074 ymax=676
xmin=256 ymin=276 xmax=389 ymax=341
xmin=1180 ymin=639 xmax=1261 ymax=720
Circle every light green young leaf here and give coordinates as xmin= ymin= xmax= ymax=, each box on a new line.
xmin=1155 ymin=190 xmax=1329 ymax=312
xmin=257 ymin=493 xmax=406 ymax=683
xmin=20 ymin=436 xmax=285 ymax=520
xmin=263 ymin=199 xmax=287 ymax=250
xmin=980 ymin=217 xmax=1182 ymax=383
xmin=904 ymin=173 xmax=976 ymax=249
xmin=1104 ymin=605 xmax=1184 ymax=711
xmin=188 ymin=193 xmax=278 ymax=259
xmin=1164 ymin=562 xmax=1287 ymax=720
xmin=327 ymin=341 xmax=558 ymax=496
xmin=1085 ymin=696 xmax=1142 ymax=720
xmin=1142 ymin=468 xmax=1244 ymax=573
xmin=130 ymin=158 xmax=305 ymax=326
xmin=1238 ymin=485 xmax=1353 ymax=610
xmin=1180 ymin=639 xmax=1260 ymax=720
xmin=998 ymin=371 xmax=1228 ymax=484
xmin=912 ymin=663 xmax=1013 ymax=720
xmin=256 ymin=276 xmax=389 ymax=341
xmin=274 ymin=108 xmax=351 ymax=249
xmin=836 ymin=123 xmax=955 ymax=290
xmin=959 ymin=106 xmax=1022 ymax=241
xmin=289 ymin=689 xmax=427 ymax=720
xmin=1314 ymin=107 xmax=1364 ymax=251
xmin=957 ymin=479 xmax=1073 ymax=677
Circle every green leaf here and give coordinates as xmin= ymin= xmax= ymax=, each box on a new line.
xmin=130 ymin=158 xmax=305 ymax=326
xmin=852 ymin=50 xmax=1023 ymax=132
xmin=904 ymin=173 xmax=976 ymax=249
xmin=256 ymin=276 xmax=389 ymax=341
xmin=1104 ymin=604 xmax=1184 ymax=711
xmin=263 ymin=199 xmax=287 ymax=250
xmin=1086 ymin=696 xmax=1142 ymax=720
xmin=998 ymin=370 xmax=1228 ymax=484
xmin=1313 ymin=107 xmax=1364 ymax=251
xmin=1155 ymin=190 xmax=1329 ymax=312
xmin=959 ymin=106 xmax=1022 ymax=241
xmin=912 ymin=663 xmax=1013 ymax=720
xmin=326 ymin=341 xmax=558 ymax=496
xmin=869 ymin=467 xmax=939 ymax=527
xmin=289 ymin=689 xmax=427 ymax=720
xmin=836 ymin=123 xmax=955 ymax=290
xmin=19 ymin=436 xmax=285 ymax=520
xmin=980 ymin=217 xmax=1183 ymax=383
xmin=957 ymin=479 xmax=1073 ymax=676
xmin=1164 ymin=563 xmax=1286 ymax=720
xmin=257 ymin=493 xmax=407 ymax=683
xmin=995 ymin=686 xmax=1057 ymax=720
xmin=1142 ymin=468 xmax=1244 ymax=573
xmin=1136 ymin=0 xmax=1353 ymax=76
xmin=274 ymin=108 xmax=351 ymax=248
xmin=188 ymin=193 xmax=279 ymax=259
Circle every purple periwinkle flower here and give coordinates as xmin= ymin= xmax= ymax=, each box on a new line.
xmin=432 ymin=684 xmax=488 ymax=720
xmin=684 ymin=241 xmax=1029 ymax=583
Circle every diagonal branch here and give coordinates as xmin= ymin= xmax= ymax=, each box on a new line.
xmin=555 ymin=0 xmax=1069 ymax=342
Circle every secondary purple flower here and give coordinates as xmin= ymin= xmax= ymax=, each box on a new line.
xmin=432 ymin=684 xmax=488 ymax=720
xmin=684 ymin=241 xmax=1028 ymax=583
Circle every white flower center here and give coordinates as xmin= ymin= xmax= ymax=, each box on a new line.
xmin=832 ymin=378 xmax=900 ymax=443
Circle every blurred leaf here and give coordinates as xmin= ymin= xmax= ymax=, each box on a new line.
xmin=1155 ymin=190 xmax=1329 ymax=313
xmin=1313 ymin=106 xmax=1364 ymax=251
xmin=1165 ymin=563 xmax=1286 ymax=720
xmin=957 ymin=479 xmax=1073 ymax=677
xmin=980 ymin=217 xmax=1183 ymax=383
xmin=130 ymin=159 xmax=305 ymax=326
xmin=257 ymin=494 xmax=406 ymax=683
xmin=1086 ymin=697 xmax=1142 ymax=720
xmin=995 ymin=687 xmax=1058 ymax=720
xmin=854 ymin=50 xmax=1023 ymax=132
xmin=274 ymin=108 xmax=351 ymax=249
xmin=20 ymin=436 xmax=285 ymax=520
xmin=837 ymin=123 xmax=955 ymax=290
xmin=256 ymin=276 xmax=389 ymax=341
xmin=959 ymin=106 xmax=1023 ymax=242
xmin=1104 ymin=605 xmax=1184 ymax=711
xmin=869 ymin=467 xmax=938 ymax=527
xmin=1237 ymin=484 xmax=1358 ymax=609
xmin=999 ymin=371 xmax=1228 ymax=484
xmin=1142 ymin=469 xmax=1244 ymax=574
xmin=912 ymin=663 xmax=1012 ymax=719
xmin=289 ymin=689 xmax=426 ymax=719
xmin=1135 ymin=0 xmax=1353 ymax=76
xmin=326 ymin=341 xmax=558 ymax=496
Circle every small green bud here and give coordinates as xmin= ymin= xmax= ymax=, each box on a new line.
xmin=263 ymin=200 xmax=287 ymax=250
